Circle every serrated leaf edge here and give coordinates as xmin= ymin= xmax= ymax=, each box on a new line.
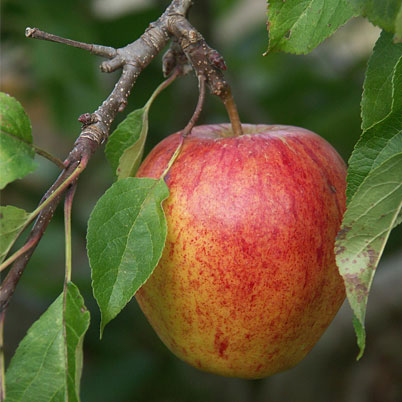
xmin=337 ymin=153 xmax=402 ymax=359
xmin=87 ymin=178 xmax=169 ymax=336
xmin=99 ymin=179 xmax=168 ymax=334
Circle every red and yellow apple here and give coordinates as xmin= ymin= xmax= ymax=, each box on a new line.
xmin=135 ymin=124 xmax=346 ymax=379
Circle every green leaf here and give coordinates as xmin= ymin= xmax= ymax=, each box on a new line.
xmin=105 ymin=106 xmax=148 ymax=179
xmin=266 ymin=0 xmax=356 ymax=54
xmin=105 ymin=77 xmax=174 ymax=179
xmin=5 ymin=282 xmax=90 ymax=402
xmin=352 ymin=316 xmax=366 ymax=360
xmin=0 ymin=205 xmax=30 ymax=263
xmin=361 ymin=31 xmax=402 ymax=131
xmin=336 ymin=153 xmax=402 ymax=358
xmin=347 ymin=36 xmax=402 ymax=201
xmin=349 ymin=0 xmax=402 ymax=40
xmin=87 ymin=177 xmax=169 ymax=334
xmin=396 ymin=7 xmax=402 ymax=42
xmin=0 ymin=92 xmax=37 ymax=189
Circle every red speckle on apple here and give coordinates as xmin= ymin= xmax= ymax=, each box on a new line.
xmin=135 ymin=124 xmax=346 ymax=378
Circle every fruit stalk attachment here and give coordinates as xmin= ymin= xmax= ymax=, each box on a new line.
xmin=222 ymin=89 xmax=243 ymax=137
xmin=165 ymin=15 xmax=243 ymax=136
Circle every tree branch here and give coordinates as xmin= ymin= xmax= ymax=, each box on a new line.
xmin=0 ymin=0 xmax=241 ymax=312
xmin=0 ymin=159 xmax=84 ymax=311
xmin=25 ymin=27 xmax=117 ymax=59
xmin=166 ymin=15 xmax=243 ymax=136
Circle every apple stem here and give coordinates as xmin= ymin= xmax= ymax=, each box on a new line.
xmin=223 ymin=89 xmax=243 ymax=137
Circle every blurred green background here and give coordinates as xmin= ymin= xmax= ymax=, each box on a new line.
xmin=1 ymin=0 xmax=401 ymax=401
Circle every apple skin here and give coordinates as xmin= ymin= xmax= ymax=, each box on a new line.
xmin=135 ymin=124 xmax=346 ymax=379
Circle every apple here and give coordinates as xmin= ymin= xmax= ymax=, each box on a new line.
xmin=135 ymin=123 xmax=346 ymax=379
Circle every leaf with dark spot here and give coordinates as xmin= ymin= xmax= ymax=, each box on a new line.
xmin=336 ymin=153 xmax=402 ymax=358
